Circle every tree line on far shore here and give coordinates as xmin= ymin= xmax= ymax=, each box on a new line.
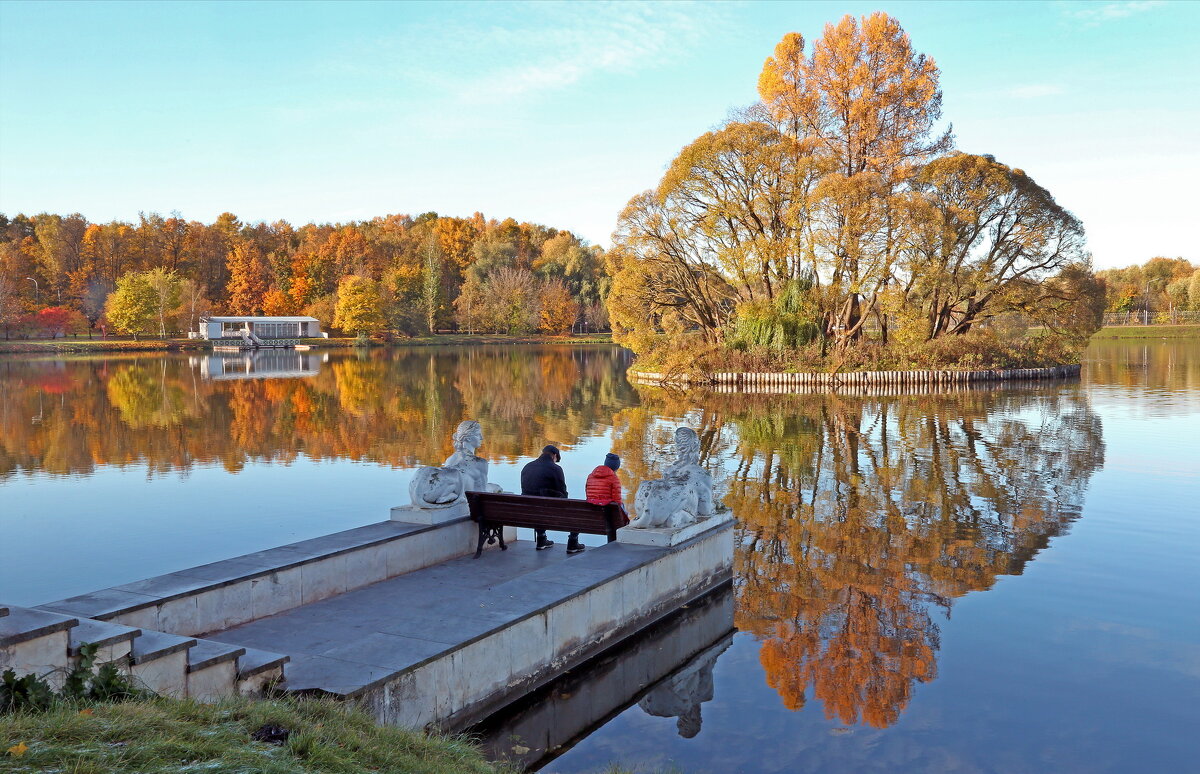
xmin=0 ymin=211 xmax=610 ymax=339
xmin=1095 ymin=256 xmax=1200 ymax=320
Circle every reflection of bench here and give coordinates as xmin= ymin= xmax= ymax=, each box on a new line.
xmin=466 ymin=492 xmax=626 ymax=559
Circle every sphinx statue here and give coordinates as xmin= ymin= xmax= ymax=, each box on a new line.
xmin=409 ymin=420 xmax=500 ymax=508
xmin=638 ymin=637 xmax=730 ymax=738
xmin=630 ymin=427 xmax=715 ymax=529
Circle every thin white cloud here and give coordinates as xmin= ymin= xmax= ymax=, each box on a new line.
xmin=1062 ymin=1 xmax=1165 ymax=24
xmin=456 ymin=2 xmax=726 ymax=103
xmin=315 ymin=1 xmax=728 ymax=112
xmin=1007 ymin=84 xmax=1065 ymax=99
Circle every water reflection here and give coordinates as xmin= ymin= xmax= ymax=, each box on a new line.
xmin=1 ymin=343 xmax=1135 ymax=750
xmin=193 ymin=351 xmax=324 ymax=380
xmin=616 ymin=385 xmax=1105 ymax=729
xmin=0 ymin=346 xmax=636 ymax=481
xmin=473 ymin=584 xmax=735 ymax=770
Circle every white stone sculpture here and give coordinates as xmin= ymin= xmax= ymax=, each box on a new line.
xmin=630 ymin=427 xmax=715 ymax=529
xmin=408 ymin=420 xmax=500 ymax=508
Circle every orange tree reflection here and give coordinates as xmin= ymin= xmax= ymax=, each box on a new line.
xmin=619 ymin=385 xmax=1104 ymax=728
xmin=0 ymin=346 xmax=636 ymax=480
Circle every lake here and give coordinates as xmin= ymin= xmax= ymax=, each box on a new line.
xmin=2 ymin=340 xmax=1198 ymax=773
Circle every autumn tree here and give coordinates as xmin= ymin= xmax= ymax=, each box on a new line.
xmin=382 ymin=264 xmax=424 ymax=335
xmin=901 ymin=152 xmax=1088 ymax=338
xmin=0 ymin=272 xmax=16 ymax=339
xmin=178 ymin=278 xmax=211 ymax=335
xmin=453 ymin=274 xmax=487 ymax=335
xmin=226 ymin=241 xmax=272 ymax=315
xmin=36 ymin=306 xmax=73 ymax=338
xmin=33 ymin=214 xmax=87 ymax=300
xmin=105 ymin=271 xmax=158 ymax=339
xmin=421 ymin=234 xmax=442 ymax=334
xmin=537 ymin=277 xmax=579 ymax=334
xmin=608 ymin=12 xmax=1103 ymax=369
xmin=485 ymin=267 xmax=539 ymax=335
xmin=333 ymin=275 xmax=386 ymax=336
xmin=145 ymin=267 xmax=184 ymax=338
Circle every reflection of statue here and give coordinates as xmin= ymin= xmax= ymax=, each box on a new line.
xmin=638 ymin=638 xmax=730 ymax=738
xmin=631 ymin=427 xmax=715 ymax=529
xmin=409 ymin=420 xmax=501 ymax=508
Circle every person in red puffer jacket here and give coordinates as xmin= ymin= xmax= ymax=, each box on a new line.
xmin=586 ymin=453 xmax=623 ymax=505
xmin=586 ymin=454 xmax=631 ymax=535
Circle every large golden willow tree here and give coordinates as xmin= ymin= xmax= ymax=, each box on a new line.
xmin=607 ymin=12 xmax=1100 ymax=360
xmin=609 ymin=385 xmax=1105 ymax=727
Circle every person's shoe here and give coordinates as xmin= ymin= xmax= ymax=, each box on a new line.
xmin=536 ymin=537 xmax=555 ymax=551
xmin=566 ymin=542 xmax=585 ymax=555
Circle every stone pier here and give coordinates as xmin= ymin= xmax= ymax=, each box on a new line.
xmin=9 ymin=507 xmax=733 ymax=730
xmin=5 ymin=422 xmax=735 ymax=731
xmin=471 ymin=582 xmax=735 ymax=768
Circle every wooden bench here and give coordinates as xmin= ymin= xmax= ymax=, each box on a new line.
xmin=465 ymin=492 xmax=627 ymax=558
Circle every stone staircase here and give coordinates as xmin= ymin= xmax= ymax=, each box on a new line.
xmin=0 ymin=604 xmax=287 ymax=700
xmin=3 ymin=515 xmax=482 ymax=706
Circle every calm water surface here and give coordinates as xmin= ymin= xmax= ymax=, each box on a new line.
xmin=1 ymin=341 xmax=1197 ymax=773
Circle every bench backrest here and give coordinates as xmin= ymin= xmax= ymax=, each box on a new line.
xmin=466 ymin=491 xmax=621 ymax=539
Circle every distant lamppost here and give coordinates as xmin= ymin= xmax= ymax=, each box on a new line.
xmin=26 ymin=277 xmax=40 ymax=306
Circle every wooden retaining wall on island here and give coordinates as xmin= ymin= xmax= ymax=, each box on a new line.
xmin=630 ymin=363 xmax=1081 ymax=391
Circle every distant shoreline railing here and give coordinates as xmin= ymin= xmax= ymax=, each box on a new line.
xmin=630 ymin=364 xmax=1081 ymax=389
xmin=1103 ymin=311 xmax=1200 ymax=326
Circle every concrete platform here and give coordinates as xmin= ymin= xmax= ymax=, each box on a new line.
xmin=40 ymin=518 xmax=483 ymax=637
xmin=208 ymin=524 xmax=733 ymax=730
xmin=472 ymin=582 xmax=735 ymax=770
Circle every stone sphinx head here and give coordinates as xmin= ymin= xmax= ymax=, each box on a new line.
xmin=673 ymin=426 xmax=701 ymax=467
xmin=452 ymin=420 xmax=483 ymax=455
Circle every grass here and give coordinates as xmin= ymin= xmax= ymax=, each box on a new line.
xmin=0 ymin=332 xmax=613 ymax=355
xmin=0 ymin=695 xmax=508 ymax=774
xmin=1089 ymin=324 xmax=1200 ymax=339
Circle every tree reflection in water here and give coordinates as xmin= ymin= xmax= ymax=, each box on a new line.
xmin=0 ymin=348 xmax=1108 ymax=732
xmin=613 ymin=385 xmax=1104 ymax=729
xmin=0 ymin=346 xmax=636 ymax=480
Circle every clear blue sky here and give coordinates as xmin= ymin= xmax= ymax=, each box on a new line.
xmin=1 ymin=0 xmax=1196 ymax=269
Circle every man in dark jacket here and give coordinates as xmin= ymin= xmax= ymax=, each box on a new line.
xmin=520 ymin=444 xmax=583 ymax=554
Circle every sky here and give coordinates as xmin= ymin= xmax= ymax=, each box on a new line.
xmin=0 ymin=0 xmax=1196 ymax=269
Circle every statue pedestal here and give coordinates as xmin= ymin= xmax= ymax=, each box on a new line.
xmin=390 ymin=501 xmax=470 ymax=525
xmin=617 ymin=508 xmax=733 ymax=548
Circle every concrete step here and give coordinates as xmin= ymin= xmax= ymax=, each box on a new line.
xmin=0 ymin=605 xmax=78 ymax=648
xmin=68 ymin=619 xmax=141 ymax=666
xmin=186 ymin=639 xmax=245 ymax=701
xmin=235 ymin=647 xmax=289 ymax=696
xmin=130 ymin=630 xmax=196 ymax=698
xmin=0 ymin=605 xmax=79 ymax=687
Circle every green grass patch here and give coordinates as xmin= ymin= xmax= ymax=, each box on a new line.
xmin=0 ymin=695 xmax=508 ymax=774
xmin=1089 ymin=324 xmax=1200 ymax=339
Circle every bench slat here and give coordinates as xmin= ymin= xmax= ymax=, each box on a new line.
xmin=466 ymin=492 xmax=622 ymax=537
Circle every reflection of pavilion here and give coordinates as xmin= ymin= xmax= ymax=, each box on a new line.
xmin=192 ymin=351 xmax=325 ymax=380
xmin=472 ymin=583 xmax=735 ymax=771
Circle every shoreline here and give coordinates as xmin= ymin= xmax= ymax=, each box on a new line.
xmin=630 ymin=363 xmax=1082 ymax=389
xmin=1086 ymin=324 xmax=1200 ymax=339
xmin=0 ymin=333 xmax=613 ymax=355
